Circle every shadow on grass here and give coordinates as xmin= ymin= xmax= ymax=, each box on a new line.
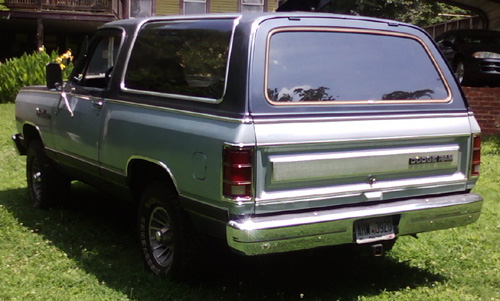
xmin=0 ymin=184 xmax=445 ymax=300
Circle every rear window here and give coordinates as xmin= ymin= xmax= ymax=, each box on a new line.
xmin=266 ymin=28 xmax=450 ymax=104
xmin=459 ymin=31 xmax=500 ymax=45
xmin=124 ymin=19 xmax=235 ymax=101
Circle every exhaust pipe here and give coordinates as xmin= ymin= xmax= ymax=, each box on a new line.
xmin=371 ymin=243 xmax=384 ymax=257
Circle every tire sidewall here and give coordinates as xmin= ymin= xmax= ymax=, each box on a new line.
xmin=26 ymin=140 xmax=69 ymax=209
xmin=138 ymin=183 xmax=177 ymax=277
xmin=26 ymin=141 xmax=49 ymax=208
xmin=453 ymin=58 xmax=471 ymax=86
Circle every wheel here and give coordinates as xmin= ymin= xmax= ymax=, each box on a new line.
xmin=138 ymin=181 xmax=201 ymax=279
xmin=26 ymin=140 xmax=70 ymax=209
xmin=454 ymin=59 xmax=469 ymax=86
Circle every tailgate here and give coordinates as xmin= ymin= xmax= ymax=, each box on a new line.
xmin=253 ymin=113 xmax=474 ymax=214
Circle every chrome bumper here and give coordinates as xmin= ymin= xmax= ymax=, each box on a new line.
xmin=226 ymin=193 xmax=482 ymax=255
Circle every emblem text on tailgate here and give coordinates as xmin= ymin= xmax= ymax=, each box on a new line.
xmin=409 ymin=154 xmax=454 ymax=165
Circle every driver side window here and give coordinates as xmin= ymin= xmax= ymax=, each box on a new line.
xmin=74 ymin=33 xmax=122 ymax=89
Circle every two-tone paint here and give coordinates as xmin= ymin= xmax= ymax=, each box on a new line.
xmin=14 ymin=12 xmax=482 ymax=255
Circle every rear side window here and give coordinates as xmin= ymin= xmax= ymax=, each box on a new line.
xmin=124 ymin=19 xmax=235 ymax=101
xmin=266 ymin=29 xmax=450 ymax=104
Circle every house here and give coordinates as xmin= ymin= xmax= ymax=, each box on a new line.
xmin=0 ymin=0 xmax=277 ymax=61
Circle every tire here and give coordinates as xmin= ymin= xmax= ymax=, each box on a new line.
xmin=138 ymin=181 xmax=201 ymax=280
xmin=26 ymin=140 xmax=70 ymax=209
xmin=454 ymin=59 xmax=469 ymax=86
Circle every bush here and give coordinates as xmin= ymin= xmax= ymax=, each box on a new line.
xmin=0 ymin=50 xmax=73 ymax=103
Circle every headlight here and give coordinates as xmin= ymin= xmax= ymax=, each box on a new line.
xmin=472 ymin=51 xmax=500 ymax=59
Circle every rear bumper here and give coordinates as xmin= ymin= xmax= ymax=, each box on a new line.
xmin=12 ymin=134 xmax=26 ymax=156
xmin=226 ymin=192 xmax=482 ymax=255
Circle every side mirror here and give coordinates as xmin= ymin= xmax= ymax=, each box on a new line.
xmin=46 ymin=62 xmax=62 ymax=90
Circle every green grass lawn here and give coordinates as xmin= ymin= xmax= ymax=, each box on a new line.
xmin=0 ymin=102 xmax=499 ymax=300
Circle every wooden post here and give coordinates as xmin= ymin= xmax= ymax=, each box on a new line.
xmin=37 ymin=19 xmax=43 ymax=51
xmin=123 ymin=0 xmax=129 ymax=19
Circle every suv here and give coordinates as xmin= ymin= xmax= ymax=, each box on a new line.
xmin=13 ymin=13 xmax=482 ymax=279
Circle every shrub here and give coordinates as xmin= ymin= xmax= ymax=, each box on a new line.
xmin=0 ymin=50 xmax=73 ymax=103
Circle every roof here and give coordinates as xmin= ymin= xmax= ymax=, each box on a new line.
xmin=102 ymin=11 xmax=415 ymax=31
xmin=444 ymin=0 xmax=500 ymax=30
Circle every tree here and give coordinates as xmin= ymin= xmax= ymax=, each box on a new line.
xmin=278 ymin=0 xmax=472 ymax=27
xmin=333 ymin=0 xmax=472 ymax=26
xmin=293 ymin=86 xmax=334 ymax=101
xmin=267 ymin=86 xmax=334 ymax=102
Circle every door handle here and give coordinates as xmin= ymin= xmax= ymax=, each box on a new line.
xmin=91 ymin=100 xmax=103 ymax=109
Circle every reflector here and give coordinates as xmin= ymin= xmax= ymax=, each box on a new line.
xmin=223 ymin=146 xmax=253 ymax=200
xmin=471 ymin=135 xmax=481 ymax=177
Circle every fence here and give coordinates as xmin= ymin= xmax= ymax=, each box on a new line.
xmin=423 ymin=16 xmax=484 ymax=39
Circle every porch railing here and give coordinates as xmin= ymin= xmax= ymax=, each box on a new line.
xmin=5 ymin=0 xmax=114 ymax=14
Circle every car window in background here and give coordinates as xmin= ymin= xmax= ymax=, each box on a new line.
xmin=436 ymin=32 xmax=455 ymax=45
xmin=459 ymin=31 xmax=500 ymax=45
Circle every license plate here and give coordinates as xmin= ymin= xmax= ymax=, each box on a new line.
xmin=354 ymin=217 xmax=395 ymax=244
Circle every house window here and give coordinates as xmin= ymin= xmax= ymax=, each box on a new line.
xmin=240 ymin=0 xmax=265 ymax=12
xmin=183 ymin=0 xmax=207 ymax=14
xmin=130 ymin=0 xmax=154 ymax=17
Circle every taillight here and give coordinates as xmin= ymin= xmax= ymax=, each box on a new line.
xmin=471 ymin=135 xmax=481 ymax=177
xmin=223 ymin=145 xmax=253 ymax=200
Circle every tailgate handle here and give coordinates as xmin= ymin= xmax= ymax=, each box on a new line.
xmin=365 ymin=191 xmax=383 ymax=201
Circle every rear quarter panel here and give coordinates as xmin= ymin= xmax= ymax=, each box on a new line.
xmin=98 ymin=100 xmax=256 ymax=215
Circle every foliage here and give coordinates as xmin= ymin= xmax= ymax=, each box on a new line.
xmin=268 ymin=86 xmax=334 ymax=101
xmin=0 ymin=50 xmax=73 ymax=103
xmin=390 ymin=1 xmax=473 ymax=27
xmin=55 ymin=50 xmax=74 ymax=71
xmin=382 ymin=89 xmax=434 ymax=100
xmin=318 ymin=0 xmax=472 ymax=27
xmin=0 ymin=0 xmax=7 ymax=11
xmin=0 ymin=101 xmax=499 ymax=299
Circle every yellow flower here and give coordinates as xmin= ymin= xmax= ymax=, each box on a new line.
xmin=56 ymin=50 xmax=73 ymax=70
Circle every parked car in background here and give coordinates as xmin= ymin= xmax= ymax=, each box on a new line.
xmin=436 ymin=29 xmax=500 ymax=86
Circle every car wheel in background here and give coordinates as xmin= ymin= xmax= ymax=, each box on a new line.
xmin=454 ymin=59 xmax=469 ymax=86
